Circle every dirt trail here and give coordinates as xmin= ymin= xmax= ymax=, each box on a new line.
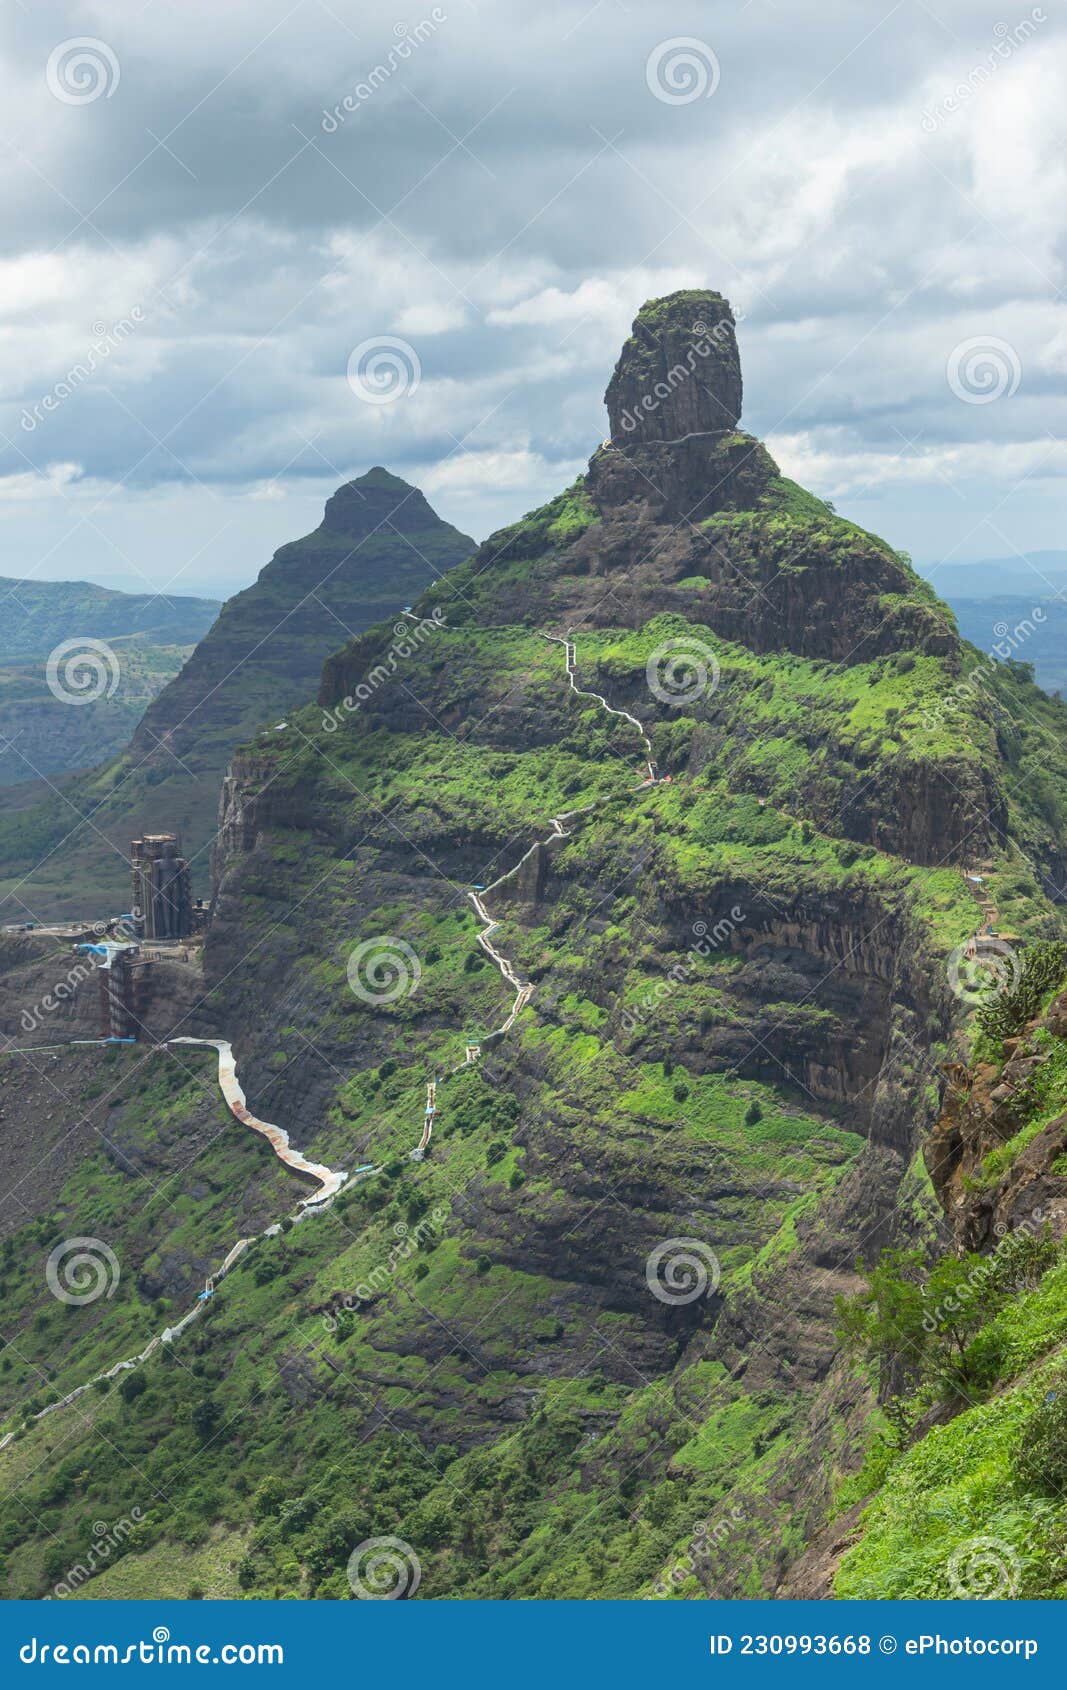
xmin=542 ymin=630 xmax=657 ymax=780
xmin=169 ymin=1038 xmax=347 ymax=1205
xmin=1 ymin=631 xmax=652 ymax=1444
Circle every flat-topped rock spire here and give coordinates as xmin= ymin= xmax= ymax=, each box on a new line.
xmin=605 ymin=289 xmax=742 ymax=444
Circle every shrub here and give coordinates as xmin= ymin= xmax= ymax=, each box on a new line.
xmin=1015 ymin=1382 xmax=1067 ymax=1495
xmin=118 ymin=1370 xmax=146 ymax=1405
xmin=976 ymin=941 xmax=1067 ymax=1042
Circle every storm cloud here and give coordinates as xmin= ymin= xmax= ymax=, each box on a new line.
xmin=1 ymin=0 xmax=1063 ymax=595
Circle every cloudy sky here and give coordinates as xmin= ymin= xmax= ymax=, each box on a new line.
xmin=1 ymin=0 xmax=1064 ymax=600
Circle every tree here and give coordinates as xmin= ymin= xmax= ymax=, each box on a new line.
xmin=836 ymin=1235 xmax=1058 ymax=1402
xmin=252 ymin=1475 xmax=286 ymax=1519
xmin=118 ymin=1369 xmax=146 ymax=1405
xmin=191 ymin=1398 xmax=224 ymax=1441
xmin=976 ymin=941 xmax=1066 ymax=1042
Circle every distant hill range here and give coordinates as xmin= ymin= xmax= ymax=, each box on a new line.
xmin=0 ymin=576 xmax=220 ymax=660
xmin=0 ymin=470 xmax=474 ymax=920
xmin=0 ymin=577 xmax=220 ymax=789
xmin=944 ymin=596 xmax=1067 ymax=697
xmin=921 ymin=553 xmax=1067 ymax=697
xmin=921 ymin=550 xmax=1067 ymax=600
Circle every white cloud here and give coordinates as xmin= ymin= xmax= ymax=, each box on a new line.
xmin=0 ymin=0 xmax=1065 ymax=582
xmin=0 ymin=462 xmax=84 ymax=500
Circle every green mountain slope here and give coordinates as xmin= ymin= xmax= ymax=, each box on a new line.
xmin=0 ymin=472 xmax=474 ymax=919
xmin=0 ymin=643 xmax=198 ymax=791
xmin=0 ymin=578 xmax=219 ymax=790
xmin=1 ymin=293 xmax=1066 ymax=1602
xmin=0 ymin=577 xmax=219 ymax=661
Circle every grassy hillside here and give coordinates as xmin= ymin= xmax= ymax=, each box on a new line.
xmin=0 ymin=576 xmax=219 ymax=792
xmin=0 ymin=640 xmax=197 ymax=791
xmin=0 ymin=577 xmax=219 ymax=661
xmin=1 ymin=294 xmax=1066 ymax=1601
xmin=0 ymin=471 xmax=474 ymax=920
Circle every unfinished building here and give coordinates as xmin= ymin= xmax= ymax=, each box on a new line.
xmin=131 ymin=834 xmax=193 ymax=939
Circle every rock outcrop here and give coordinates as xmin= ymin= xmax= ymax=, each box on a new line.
xmin=605 ymin=289 xmax=743 ymax=442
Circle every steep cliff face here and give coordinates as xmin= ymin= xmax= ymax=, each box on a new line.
xmin=783 ymin=950 xmax=1067 ymax=1602
xmin=4 ymin=292 xmax=1067 ymax=1602
xmin=604 ymin=290 xmax=743 ymax=442
xmin=929 ymin=984 xmax=1067 ymax=1250
xmin=194 ymin=291 xmax=1061 ymax=1595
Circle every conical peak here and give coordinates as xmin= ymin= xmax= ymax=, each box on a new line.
xmin=605 ymin=290 xmax=742 ymax=444
xmin=321 ymin=467 xmax=432 ymax=536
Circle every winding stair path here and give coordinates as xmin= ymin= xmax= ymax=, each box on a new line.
xmin=1 ymin=631 xmax=654 ymax=1447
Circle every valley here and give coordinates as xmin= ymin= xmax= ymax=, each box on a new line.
xmin=1 ymin=292 xmax=1066 ymax=1604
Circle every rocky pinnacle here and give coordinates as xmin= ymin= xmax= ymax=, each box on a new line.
xmin=604 ymin=289 xmax=742 ymax=444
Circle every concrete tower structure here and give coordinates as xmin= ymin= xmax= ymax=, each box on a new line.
xmin=131 ymin=834 xmax=193 ymax=940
